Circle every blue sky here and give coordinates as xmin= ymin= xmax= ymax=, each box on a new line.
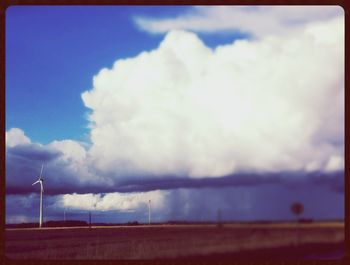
xmin=6 ymin=6 xmax=247 ymax=144
xmin=5 ymin=6 xmax=344 ymax=224
xmin=6 ymin=6 xmax=161 ymax=143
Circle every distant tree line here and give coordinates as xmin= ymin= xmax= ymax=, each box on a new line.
xmin=6 ymin=220 xmax=88 ymax=228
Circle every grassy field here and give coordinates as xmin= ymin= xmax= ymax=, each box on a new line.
xmin=5 ymin=222 xmax=345 ymax=260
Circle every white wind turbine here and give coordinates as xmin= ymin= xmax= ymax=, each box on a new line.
xmin=32 ymin=164 xmax=44 ymax=228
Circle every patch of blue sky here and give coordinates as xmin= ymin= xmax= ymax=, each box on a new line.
xmin=6 ymin=6 xmax=254 ymax=145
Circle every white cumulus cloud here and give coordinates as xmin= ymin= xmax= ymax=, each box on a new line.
xmin=6 ymin=128 xmax=31 ymax=147
xmin=324 ymin=156 xmax=344 ymax=172
xmin=60 ymin=190 xmax=167 ymax=212
xmin=134 ymin=6 xmax=343 ymax=37
xmin=82 ymin=16 xmax=344 ymax=178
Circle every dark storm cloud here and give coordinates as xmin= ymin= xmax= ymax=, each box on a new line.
xmin=100 ymin=170 xmax=344 ymax=195
xmin=6 ymin=169 xmax=344 ymax=197
xmin=7 ymin=143 xmax=62 ymax=162
xmin=276 ymin=170 xmax=345 ymax=194
xmin=113 ymin=172 xmax=282 ymax=192
xmin=307 ymin=170 xmax=344 ymax=193
xmin=6 ymin=139 xmax=344 ymax=196
xmin=6 ymin=144 xmax=63 ymax=194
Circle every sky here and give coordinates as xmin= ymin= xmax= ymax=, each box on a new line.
xmin=5 ymin=6 xmax=344 ymax=224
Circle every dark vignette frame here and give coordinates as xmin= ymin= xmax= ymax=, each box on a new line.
xmin=0 ymin=0 xmax=348 ymax=265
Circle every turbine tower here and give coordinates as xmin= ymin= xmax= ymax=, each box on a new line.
xmin=148 ymin=200 xmax=151 ymax=225
xmin=32 ymin=164 xmax=44 ymax=228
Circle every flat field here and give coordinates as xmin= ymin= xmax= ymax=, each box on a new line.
xmin=5 ymin=222 xmax=345 ymax=260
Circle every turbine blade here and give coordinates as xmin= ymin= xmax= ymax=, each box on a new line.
xmin=39 ymin=164 xmax=44 ymax=178
xmin=40 ymin=181 xmax=44 ymax=193
xmin=32 ymin=180 xmax=40 ymax=185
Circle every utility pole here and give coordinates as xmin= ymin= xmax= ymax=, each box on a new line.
xmin=148 ymin=200 xmax=151 ymax=225
xmin=217 ymin=208 xmax=222 ymax=228
xmin=291 ymin=202 xmax=304 ymax=246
